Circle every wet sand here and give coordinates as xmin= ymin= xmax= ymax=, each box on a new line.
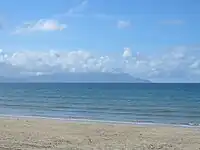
xmin=0 ymin=117 xmax=200 ymax=150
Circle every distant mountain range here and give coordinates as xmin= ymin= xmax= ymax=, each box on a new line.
xmin=0 ymin=72 xmax=151 ymax=83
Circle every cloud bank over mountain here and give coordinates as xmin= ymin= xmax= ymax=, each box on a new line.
xmin=0 ymin=46 xmax=200 ymax=82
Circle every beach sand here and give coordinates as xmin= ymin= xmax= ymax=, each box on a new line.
xmin=0 ymin=117 xmax=200 ymax=150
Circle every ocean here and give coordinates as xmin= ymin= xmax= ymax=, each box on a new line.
xmin=0 ymin=83 xmax=200 ymax=126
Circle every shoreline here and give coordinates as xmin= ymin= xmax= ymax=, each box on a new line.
xmin=0 ymin=116 xmax=200 ymax=150
xmin=0 ymin=114 xmax=199 ymax=128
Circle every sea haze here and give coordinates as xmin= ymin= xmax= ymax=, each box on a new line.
xmin=0 ymin=83 xmax=200 ymax=126
xmin=0 ymin=72 xmax=151 ymax=83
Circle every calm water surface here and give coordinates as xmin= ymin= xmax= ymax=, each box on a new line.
xmin=0 ymin=83 xmax=200 ymax=125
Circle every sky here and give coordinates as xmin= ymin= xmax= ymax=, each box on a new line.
xmin=0 ymin=0 xmax=200 ymax=82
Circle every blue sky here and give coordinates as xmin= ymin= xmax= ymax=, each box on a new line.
xmin=0 ymin=0 xmax=200 ymax=82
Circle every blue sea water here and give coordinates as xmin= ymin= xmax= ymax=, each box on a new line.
xmin=0 ymin=83 xmax=200 ymax=126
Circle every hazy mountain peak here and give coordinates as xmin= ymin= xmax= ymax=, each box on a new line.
xmin=0 ymin=72 xmax=151 ymax=83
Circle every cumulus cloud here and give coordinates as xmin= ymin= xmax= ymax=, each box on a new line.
xmin=0 ymin=46 xmax=200 ymax=82
xmin=123 ymin=48 xmax=132 ymax=58
xmin=117 ymin=20 xmax=131 ymax=29
xmin=14 ymin=19 xmax=67 ymax=34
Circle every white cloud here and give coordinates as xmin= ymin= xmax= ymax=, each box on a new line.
xmin=190 ymin=61 xmax=200 ymax=69
xmin=54 ymin=0 xmax=119 ymax=22
xmin=117 ymin=20 xmax=131 ymax=29
xmin=1 ymin=46 xmax=200 ymax=82
xmin=123 ymin=48 xmax=132 ymax=58
xmin=54 ymin=0 xmax=89 ymax=18
xmin=14 ymin=19 xmax=67 ymax=34
xmin=67 ymin=0 xmax=88 ymax=15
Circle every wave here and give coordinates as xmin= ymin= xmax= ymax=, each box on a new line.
xmin=0 ymin=114 xmax=199 ymax=128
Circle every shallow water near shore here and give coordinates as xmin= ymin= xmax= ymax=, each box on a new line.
xmin=0 ymin=83 xmax=200 ymax=126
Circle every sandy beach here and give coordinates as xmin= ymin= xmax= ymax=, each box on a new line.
xmin=0 ymin=117 xmax=200 ymax=150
